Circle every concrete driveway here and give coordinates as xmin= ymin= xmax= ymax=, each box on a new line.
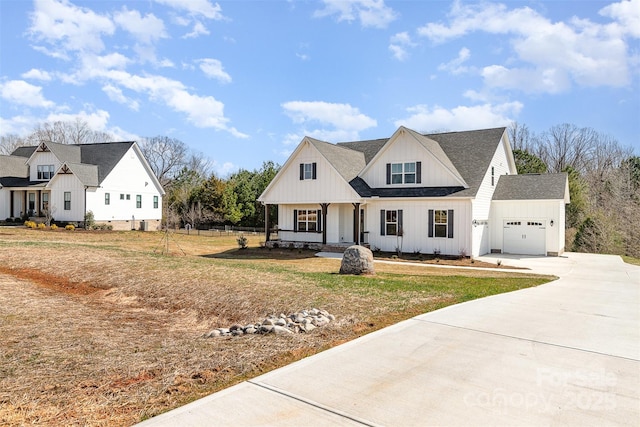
xmin=138 ymin=252 xmax=639 ymax=426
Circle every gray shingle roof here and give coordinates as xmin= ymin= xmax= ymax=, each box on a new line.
xmin=307 ymin=137 xmax=365 ymax=182
xmin=492 ymin=173 xmax=569 ymax=201
xmin=8 ymin=141 xmax=135 ymax=186
xmin=335 ymin=127 xmax=507 ymax=198
xmin=429 ymin=127 xmax=506 ymax=198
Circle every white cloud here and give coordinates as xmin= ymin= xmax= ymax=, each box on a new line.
xmin=600 ymin=0 xmax=640 ymax=38
xmin=282 ymin=101 xmax=377 ymax=143
xmin=183 ymin=21 xmax=210 ymax=38
xmin=102 ymin=84 xmax=140 ymax=111
xmin=389 ymin=31 xmax=416 ymax=61
xmin=114 ymin=7 xmax=167 ymax=44
xmin=417 ymin=1 xmax=638 ymax=92
xmin=481 ymin=65 xmax=571 ymax=94
xmin=0 ymin=80 xmax=55 ymax=108
xmin=97 ymin=70 xmax=246 ymax=137
xmin=314 ymin=0 xmax=397 ymax=29
xmin=394 ymin=103 xmax=523 ymax=132
xmin=198 ymin=58 xmax=232 ymax=83
xmin=45 ymin=109 xmax=111 ymax=131
xmin=0 ymin=114 xmax=37 ymax=136
xmin=28 ymin=0 xmax=115 ymax=55
xmin=212 ymin=160 xmax=237 ymax=177
xmin=21 ymin=69 xmax=52 ymax=81
xmin=154 ymin=0 xmax=225 ymax=20
xmin=438 ymin=47 xmax=471 ymax=74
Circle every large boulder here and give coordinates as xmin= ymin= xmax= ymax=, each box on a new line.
xmin=339 ymin=245 xmax=375 ymax=275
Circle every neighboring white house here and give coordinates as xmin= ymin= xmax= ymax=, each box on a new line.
xmin=0 ymin=141 xmax=165 ymax=230
xmin=258 ymin=126 xmax=570 ymax=257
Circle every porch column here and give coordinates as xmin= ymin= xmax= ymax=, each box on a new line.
xmin=352 ymin=203 xmax=360 ymax=245
xmin=10 ymin=191 xmax=14 ymax=217
xmin=264 ymin=204 xmax=271 ymax=242
xmin=320 ymin=203 xmax=330 ymax=245
xmin=24 ymin=192 xmax=27 ymax=217
xmin=37 ymin=190 xmax=41 ymax=216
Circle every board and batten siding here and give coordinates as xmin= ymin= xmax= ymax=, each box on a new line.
xmin=365 ymin=199 xmax=472 ymax=256
xmin=470 ymin=133 xmax=514 ymax=257
xmin=88 ymin=147 xmax=163 ymax=222
xmin=360 ymin=132 xmax=463 ymax=188
xmin=49 ymin=173 xmax=85 ymax=222
xmin=29 ymin=151 xmax=60 ymax=182
xmin=263 ymin=142 xmax=359 ymax=204
xmin=490 ymin=200 xmax=566 ymax=255
xmin=277 ymin=204 xmax=324 ymax=243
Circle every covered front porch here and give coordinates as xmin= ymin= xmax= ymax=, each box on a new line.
xmin=263 ymin=202 xmax=368 ymax=248
xmin=4 ymin=186 xmax=50 ymax=219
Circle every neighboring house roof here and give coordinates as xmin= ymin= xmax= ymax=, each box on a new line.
xmin=0 ymin=155 xmax=29 ymax=187
xmin=492 ymin=173 xmax=569 ymax=202
xmin=8 ymin=141 xmax=137 ymax=187
xmin=52 ymin=163 xmax=99 ymax=187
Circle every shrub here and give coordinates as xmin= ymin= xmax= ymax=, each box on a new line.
xmin=24 ymin=221 xmax=36 ymax=229
xmin=236 ymin=234 xmax=248 ymax=249
xmin=37 ymin=223 xmax=46 ymax=229
xmin=84 ymin=210 xmax=95 ymax=230
xmin=65 ymin=224 xmax=75 ymax=231
xmin=51 ymin=224 xmax=58 ymax=230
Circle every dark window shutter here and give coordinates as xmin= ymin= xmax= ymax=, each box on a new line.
xmin=416 ymin=162 xmax=422 ymax=184
xmin=293 ymin=209 xmax=298 ymax=232
xmin=428 ymin=209 xmax=434 ymax=238
xmin=386 ymin=163 xmax=391 ymax=185
xmin=299 ymin=164 xmax=304 ymax=180
xmin=380 ymin=209 xmax=386 ymax=236
xmin=317 ymin=209 xmax=322 ymax=232
xmin=312 ymin=162 xmax=317 ymax=179
xmin=447 ymin=209 xmax=454 ymax=238
xmin=398 ymin=209 xmax=403 ymax=235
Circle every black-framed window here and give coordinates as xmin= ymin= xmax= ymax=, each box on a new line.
xmin=491 ymin=166 xmax=495 ymax=186
xmin=105 ymin=193 xmax=110 ymax=205
xmin=136 ymin=195 xmax=142 ymax=208
xmin=299 ymin=162 xmax=317 ymax=180
xmin=293 ymin=209 xmax=321 ymax=232
xmin=64 ymin=192 xmax=71 ymax=210
xmin=380 ymin=209 xmax=403 ymax=236
xmin=37 ymin=164 xmax=55 ymax=180
xmin=42 ymin=193 xmax=49 ymax=211
xmin=387 ymin=162 xmax=421 ymax=184
xmin=296 ymin=209 xmax=317 ymax=231
xmin=120 ymin=194 xmax=124 ymax=200
xmin=153 ymin=195 xmax=158 ymax=209
xmin=126 ymin=194 xmax=131 ymax=200
xmin=428 ymin=209 xmax=454 ymax=238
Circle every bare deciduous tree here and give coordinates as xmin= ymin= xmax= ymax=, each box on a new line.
xmin=139 ymin=136 xmax=188 ymax=186
xmin=0 ymin=134 xmax=26 ymax=155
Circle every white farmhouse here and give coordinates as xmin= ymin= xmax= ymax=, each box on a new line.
xmin=0 ymin=141 xmax=164 ymax=230
xmin=258 ymin=126 xmax=569 ymax=257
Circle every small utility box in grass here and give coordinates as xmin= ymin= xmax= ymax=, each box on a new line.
xmin=339 ymin=245 xmax=375 ymax=275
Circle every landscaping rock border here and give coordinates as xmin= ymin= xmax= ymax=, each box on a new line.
xmin=203 ymin=308 xmax=335 ymax=338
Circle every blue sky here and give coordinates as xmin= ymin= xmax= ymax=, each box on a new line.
xmin=1 ymin=0 xmax=638 ymax=176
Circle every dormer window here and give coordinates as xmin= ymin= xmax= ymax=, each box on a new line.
xmin=37 ymin=165 xmax=55 ymax=180
xmin=387 ymin=162 xmax=421 ymax=185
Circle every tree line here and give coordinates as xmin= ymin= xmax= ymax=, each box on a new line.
xmin=2 ymin=119 xmax=637 ymax=256
xmin=509 ymin=122 xmax=639 ymax=257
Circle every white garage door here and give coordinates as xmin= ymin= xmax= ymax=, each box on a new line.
xmin=503 ymin=220 xmax=546 ymax=255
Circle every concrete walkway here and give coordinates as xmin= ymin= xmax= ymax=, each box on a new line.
xmin=138 ymin=252 xmax=639 ymax=426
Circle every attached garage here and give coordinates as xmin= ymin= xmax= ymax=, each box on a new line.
xmin=503 ymin=220 xmax=546 ymax=255
xmin=491 ymin=174 xmax=570 ymax=257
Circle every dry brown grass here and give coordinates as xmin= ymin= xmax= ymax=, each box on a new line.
xmin=0 ymin=228 xmax=553 ymax=426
